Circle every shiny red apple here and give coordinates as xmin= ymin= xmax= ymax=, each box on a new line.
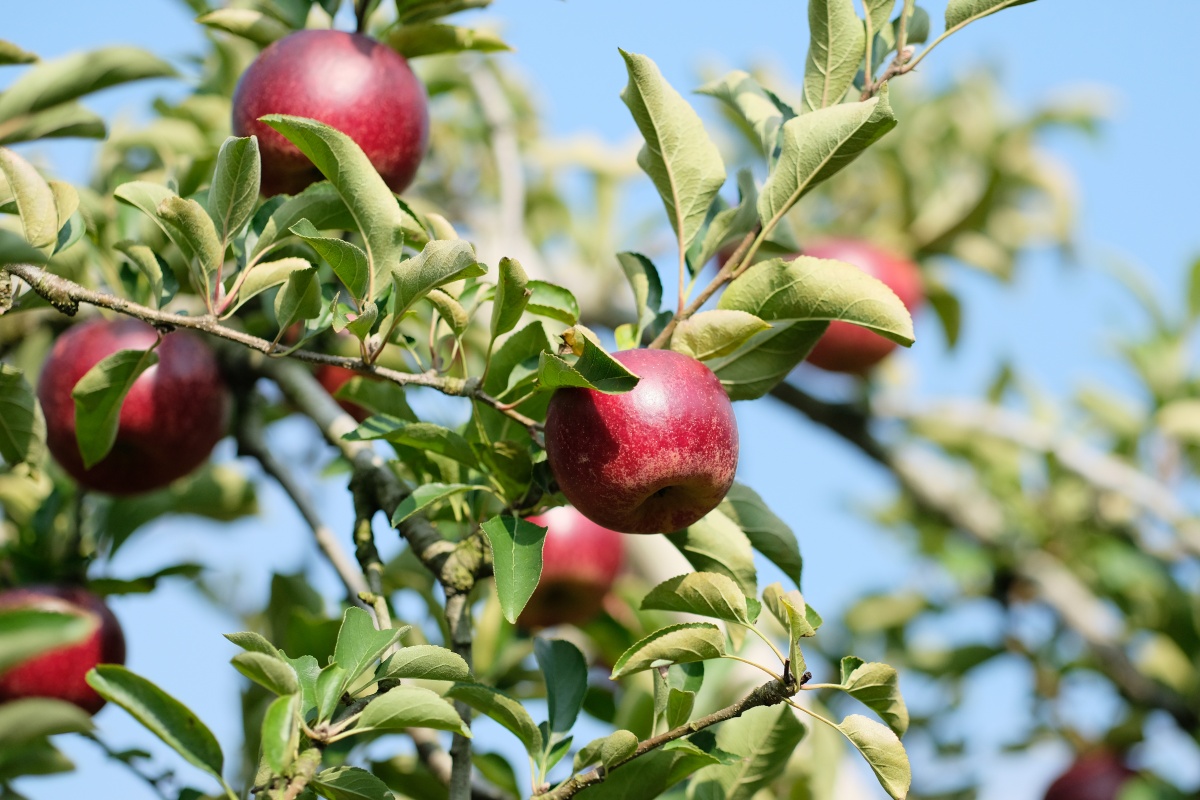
xmin=232 ymin=29 xmax=429 ymax=196
xmin=802 ymin=239 xmax=923 ymax=374
xmin=0 ymin=586 xmax=126 ymax=715
xmin=544 ymin=349 xmax=739 ymax=534
xmin=518 ymin=506 xmax=625 ymax=629
xmin=38 ymin=318 xmax=230 ymax=495
xmin=1044 ymin=752 xmax=1135 ymax=800
xmin=315 ymin=364 xmax=371 ymax=422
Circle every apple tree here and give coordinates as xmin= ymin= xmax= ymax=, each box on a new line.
xmin=3 ymin=0 xmax=1193 ymax=798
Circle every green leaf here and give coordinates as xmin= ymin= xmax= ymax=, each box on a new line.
xmin=610 ymin=623 xmax=725 ymax=679
xmin=228 ymin=257 xmax=312 ymax=313
xmin=0 ymin=47 xmax=175 ymax=122
xmin=0 ymin=364 xmax=45 ymax=468
xmin=665 ymin=509 xmax=756 ymax=597
xmin=224 ymin=631 xmax=278 ymax=657
xmin=208 ymin=136 xmax=261 ymax=246
xmin=802 ymin=0 xmax=865 ymax=112
xmin=291 ymin=218 xmax=369 ymax=300
xmin=196 ymin=8 xmax=291 ymax=46
xmin=377 ymin=645 xmax=471 ymax=682
xmin=665 ymin=688 xmax=695 ymax=729
xmin=261 ymin=693 xmax=299 ymax=774
xmin=490 ymin=256 xmax=530 ymax=342
xmin=0 ymin=699 xmax=94 ymax=747
xmin=0 ymin=103 xmax=105 ymax=145
xmin=114 ymin=182 xmax=201 ymax=269
xmin=689 ymin=704 xmax=806 ymax=800
xmin=316 ymin=664 xmax=349 ymax=722
xmin=232 ymin=651 xmax=300 ymax=696
xmin=394 ymin=0 xmax=492 ymax=24
xmin=574 ymin=729 xmax=638 ymax=772
xmin=619 ymin=50 xmax=726 ymax=254
xmin=86 ymin=665 xmax=224 ymax=781
xmin=334 ymin=607 xmax=404 ymax=689
xmin=641 ymin=572 xmax=751 ymax=625
xmin=312 ymin=765 xmax=394 ymax=800
xmin=719 ymin=484 xmax=802 ymax=588
xmin=353 ymin=684 xmax=470 ymax=737
xmin=536 ymin=336 xmax=639 ymax=394
xmin=481 ymin=321 xmax=551 ymax=397
xmin=390 ymin=483 xmax=489 ymax=526
xmin=347 ymin=416 xmax=479 ymax=468
xmin=762 ymin=584 xmax=818 ymax=639
xmin=385 ymin=23 xmax=510 ymax=58
xmin=534 ymin=638 xmax=587 ymax=735
xmin=158 ymin=195 xmax=224 ymax=279
xmin=262 ymin=115 xmax=407 ymax=302
xmin=670 ymin=309 xmax=770 ymax=362
xmin=250 ymin=181 xmax=354 ymax=262
xmin=526 ymin=280 xmax=580 ymax=325
xmin=72 ymin=346 xmax=159 ymax=469
xmin=945 ymin=0 xmax=1036 ymax=30
xmin=274 ymin=268 xmax=322 ymax=329
xmin=113 ymin=242 xmax=166 ymax=308
xmin=757 ymin=92 xmax=896 ymax=229
xmin=901 ymin=5 xmax=932 ymax=43
xmin=0 ymin=608 xmax=94 ymax=673
xmin=616 ymin=252 xmax=663 ymax=337
xmin=392 ymin=238 xmax=486 ymax=316
xmin=838 ymin=657 xmax=909 ymax=736
xmin=445 ymin=683 xmax=539 ymax=754
xmin=864 ymin=0 xmax=897 ymax=36
xmin=286 ymin=655 xmax=322 ymax=719
xmin=426 ymin=288 xmax=469 ymax=336
xmin=698 ymin=72 xmax=789 ymax=163
xmin=0 ymin=41 xmax=38 ymax=66
xmin=575 ymin=742 xmax=716 ymax=800
xmin=0 ymin=147 xmax=58 ymax=253
xmin=480 ymin=516 xmax=548 ymax=624
xmin=720 ymin=255 xmax=914 ymax=345
xmin=834 ymin=714 xmax=911 ymax=800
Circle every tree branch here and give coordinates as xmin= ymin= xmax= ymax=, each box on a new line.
xmin=445 ymin=591 xmax=475 ymax=800
xmin=767 ymin=380 xmax=1200 ymax=732
xmin=532 ymin=679 xmax=796 ymax=800
xmin=234 ymin=389 xmax=370 ymax=606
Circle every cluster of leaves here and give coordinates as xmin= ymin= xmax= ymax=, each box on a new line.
xmin=0 ymin=0 xmax=1094 ymax=799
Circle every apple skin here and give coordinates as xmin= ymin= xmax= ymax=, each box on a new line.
xmin=232 ymin=29 xmax=429 ymax=196
xmin=801 ymin=239 xmax=923 ymax=375
xmin=1044 ymin=752 xmax=1135 ymax=800
xmin=37 ymin=318 xmax=230 ymax=495
xmin=517 ymin=506 xmax=626 ymax=629
xmin=0 ymin=586 xmax=126 ymax=715
xmin=315 ymin=364 xmax=372 ymax=423
xmin=544 ymin=349 xmax=739 ymax=534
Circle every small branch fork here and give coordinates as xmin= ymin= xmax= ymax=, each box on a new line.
xmin=531 ymin=679 xmax=798 ymax=800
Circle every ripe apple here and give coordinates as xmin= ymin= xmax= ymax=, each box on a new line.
xmin=38 ymin=318 xmax=230 ymax=495
xmin=801 ymin=239 xmax=923 ymax=375
xmin=518 ymin=506 xmax=625 ymax=629
xmin=315 ymin=364 xmax=372 ymax=422
xmin=544 ymin=349 xmax=739 ymax=534
xmin=1044 ymin=752 xmax=1135 ymax=800
xmin=232 ymin=29 xmax=429 ymax=196
xmin=0 ymin=586 xmax=126 ymax=715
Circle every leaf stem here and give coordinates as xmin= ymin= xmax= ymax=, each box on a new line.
xmin=745 ymin=622 xmax=788 ymax=667
xmin=721 ymin=654 xmax=784 ymax=683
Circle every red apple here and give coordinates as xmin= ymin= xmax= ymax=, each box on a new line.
xmin=232 ymin=29 xmax=429 ymax=196
xmin=544 ymin=349 xmax=739 ymax=534
xmin=1044 ymin=752 xmax=1135 ymax=800
xmin=0 ymin=586 xmax=126 ymax=715
xmin=315 ymin=364 xmax=371 ymax=423
xmin=518 ymin=506 xmax=625 ymax=629
xmin=801 ymin=239 xmax=923 ymax=375
xmin=38 ymin=318 xmax=230 ymax=495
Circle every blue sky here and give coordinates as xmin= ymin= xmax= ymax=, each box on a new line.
xmin=6 ymin=1 xmax=1200 ymax=798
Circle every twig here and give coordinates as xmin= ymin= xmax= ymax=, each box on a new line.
xmin=532 ymin=679 xmax=795 ymax=800
xmin=766 ymin=380 xmax=1200 ymax=732
xmin=445 ymin=592 xmax=475 ymax=800
xmin=234 ymin=390 xmax=370 ymax=606
xmin=4 ymin=263 xmax=539 ymax=432
xmin=84 ymin=734 xmax=173 ymax=800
